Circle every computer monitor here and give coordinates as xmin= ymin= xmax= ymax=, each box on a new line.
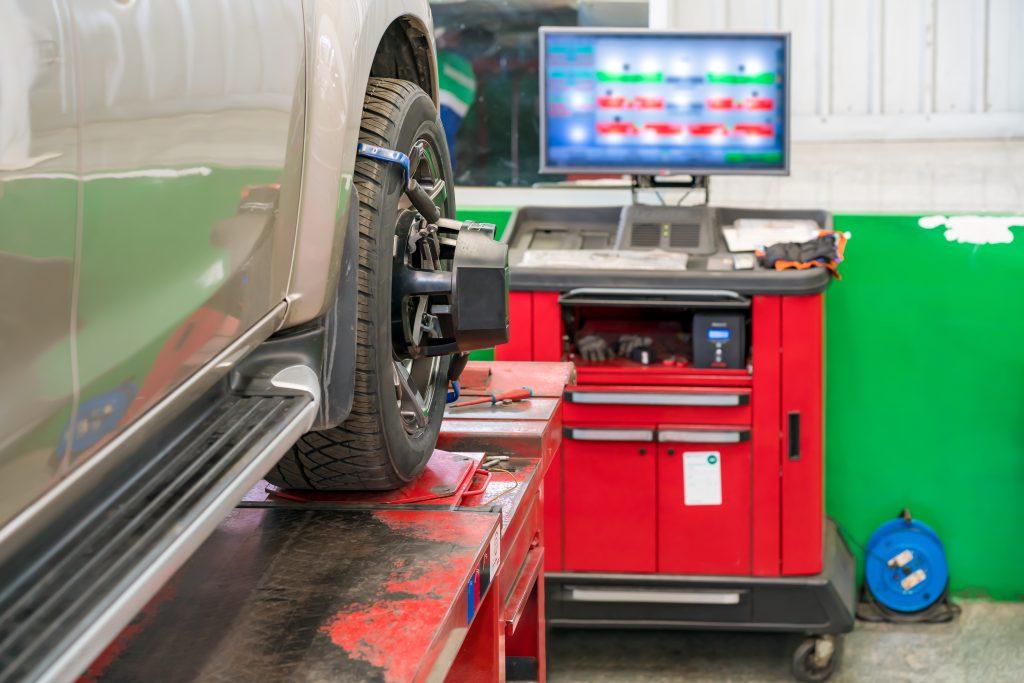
xmin=540 ymin=28 xmax=790 ymax=176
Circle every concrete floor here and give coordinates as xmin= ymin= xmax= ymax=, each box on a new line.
xmin=548 ymin=600 xmax=1024 ymax=682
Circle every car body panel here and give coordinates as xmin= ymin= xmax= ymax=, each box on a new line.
xmin=67 ymin=0 xmax=307 ymax=472
xmin=0 ymin=0 xmax=437 ymax=533
xmin=0 ymin=0 xmax=79 ymax=534
xmin=285 ymin=0 xmax=437 ymax=325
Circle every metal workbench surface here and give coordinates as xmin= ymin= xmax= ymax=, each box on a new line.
xmin=85 ymin=507 xmax=497 ymax=683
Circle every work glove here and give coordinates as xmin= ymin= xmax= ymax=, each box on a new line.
xmin=576 ymin=334 xmax=612 ymax=362
xmin=759 ymin=233 xmax=840 ymax=269
xmin=617 ymin=334 xmax=653 ymax=358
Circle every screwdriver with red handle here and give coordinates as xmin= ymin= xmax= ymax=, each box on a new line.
xmin=451 ymin=387 xmax=534 ymax=408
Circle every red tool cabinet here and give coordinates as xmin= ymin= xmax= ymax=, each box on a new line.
xmin=499 ymin=290 xmax=825 ymax=578
xmin=494 ymin=203 xmax=855 ymax=641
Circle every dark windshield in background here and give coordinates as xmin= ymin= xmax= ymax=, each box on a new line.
xmin=431 ymin=0 xmax=648 ymax=187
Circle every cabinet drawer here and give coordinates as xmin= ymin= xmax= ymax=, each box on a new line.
xmin=498 ymin=492 xmax=542 ymax=608
xmin=564 ymin=386 xmax=751 ymax=426
xmin=552 ymin=583 xmax=753 ymax=624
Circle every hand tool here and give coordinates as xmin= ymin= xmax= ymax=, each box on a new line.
xmin=451 ymin=387 xmax=534 ymax=408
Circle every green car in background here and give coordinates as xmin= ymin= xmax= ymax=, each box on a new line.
xmin=0 ymin=1 xmax=509 ymax=679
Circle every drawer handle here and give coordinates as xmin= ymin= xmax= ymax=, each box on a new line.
xmin=568 ymin=586 xmax=742 ymax=605
xmin=566 ymin=391 xmax=747 ymax=407
xmin=565 ymin=427 xmax=654 ymax=442
xmin=462 ymin=469 xmax=492 ymax=497
xmin=502 ymin=546 xmax=544 ymax=633
xmin=658 ymin=429 xmax=750 ymax=444
xmin=558 ymin=287 xmax=750 ymax=309
xmin=788 ymin=411 xmax=801 ymax=460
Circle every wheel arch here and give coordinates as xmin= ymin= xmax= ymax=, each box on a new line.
xmin=270 ymin=1 xmax=438 ymax=429
xmin=285 ymin=1 xmax=438 ymax=331
xmin=370 ymin=16 xmax=439 ymax=105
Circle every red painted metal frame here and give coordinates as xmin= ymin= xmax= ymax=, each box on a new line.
xmin=750 ymin=295 xmax=782 ymax=575
xmin=502 ymin=292 xmax=534 ymax=360
xmin=541 ymin=445 xmax=563 ymax=574
xmin=438 ymin=361 xmax=574 ymax=682
xmin=780 ymin=295 xmax=824 ymax=575
xmin=532 ymin=292 xmax=563 ymax=362
xmin=445 ymin=573 xmax=502 ymax=682
xmin=440 ymin=361 xmax=573 ymax=577
xmin=448 ymin=459 xmax=545 ymax=683
xmin=494 ymin=292 xmax=564 ymax=363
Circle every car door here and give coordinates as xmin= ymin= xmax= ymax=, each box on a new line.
xmin=66 ymin=0 xmax=306 ymax=467
xmin=0 ymin=0 xmax=79 ymax=529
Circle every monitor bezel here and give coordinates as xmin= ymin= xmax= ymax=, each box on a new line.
xmin=538 ymin=27 xmax=792 ymax=177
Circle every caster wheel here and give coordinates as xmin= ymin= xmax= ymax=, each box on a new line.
xmin=791 ymin=635 xmax=840 ymax=682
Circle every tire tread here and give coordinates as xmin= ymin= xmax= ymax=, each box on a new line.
xmin=268 ymin=78 xmax=429 ymax=490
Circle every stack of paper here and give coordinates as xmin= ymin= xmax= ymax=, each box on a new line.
xmin=722 ymin=218 xmax=821 ymax=253
xmin=520 ymin=249 xmax=689 ymax=271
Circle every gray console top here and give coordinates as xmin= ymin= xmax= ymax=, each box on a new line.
xmin=503 ymin=204 xmax=833 ymax=295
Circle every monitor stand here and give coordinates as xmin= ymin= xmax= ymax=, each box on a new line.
xmin=630 ymin=174 xmax=710 ymax=206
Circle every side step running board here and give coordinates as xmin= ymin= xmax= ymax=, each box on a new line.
xmin=0 ymin=366 xmax=319 ymax=683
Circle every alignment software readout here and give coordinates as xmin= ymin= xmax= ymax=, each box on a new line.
xmin=543 ymin=32 xmax=788 ymax=174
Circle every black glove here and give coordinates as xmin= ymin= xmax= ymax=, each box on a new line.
xmin=617 ymin=334 xmax=652 ymax=358
xmin=760 ymin=234 xmax=838 ymax=269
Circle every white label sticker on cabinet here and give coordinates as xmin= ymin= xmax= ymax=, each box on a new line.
xmin=489 ymin=527 xmax=501 ymax=578
xmin=683 ymin=451 xmax=722 ymax=506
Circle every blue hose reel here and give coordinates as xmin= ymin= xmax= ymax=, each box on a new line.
xmin=863 ymin=513 xmax=949 ymax=614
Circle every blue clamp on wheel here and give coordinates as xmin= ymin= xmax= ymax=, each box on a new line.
xmin=446 ymin=380 xmax=461 ymax=404
xmin=864 ymin=512 xmax=949 ymax=613
xmin=356 ymin=141 xmax=440 ymax=223
xmin=356 ymin=142 xmax=410 ymax=184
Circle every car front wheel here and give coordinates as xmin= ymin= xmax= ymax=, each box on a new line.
xmin=267 ymin=78 xmax=458 ymax=490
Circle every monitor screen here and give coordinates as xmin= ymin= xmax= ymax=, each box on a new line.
xmin=540 ymin=29 xmax=790 ymax=176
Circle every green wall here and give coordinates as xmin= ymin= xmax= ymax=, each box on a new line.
xmin=459 ymin=207 xmax=1024 ymax=600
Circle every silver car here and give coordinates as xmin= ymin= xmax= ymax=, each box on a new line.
xmin=0 ymin=1 xmax=509 ymax=679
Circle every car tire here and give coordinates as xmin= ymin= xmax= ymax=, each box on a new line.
xmin=267 ymin=78 xmax=454 ymax=490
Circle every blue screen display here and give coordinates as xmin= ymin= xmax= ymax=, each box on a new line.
xmin=542 ymin=31 xmax=788 ymax=174
xmin=708 ymin=328 xmax=732 ymax=341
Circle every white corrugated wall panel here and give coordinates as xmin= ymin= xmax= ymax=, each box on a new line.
xmin=649 ymin=0 xmax=1024 ymax=140
xmin=935 ymin=0 xmax=980 ymax=114
xmin=987 ymin=0 xmax=1024 ymax=113
xmin=725 ymin=0 xmax=772 ymax=30
xmin=831 ymin=0 xmax=873 ymax=116
xmin=779 ymin=0 xmax=820 ymax=117
xmin=880 ymin=0 xmax=929 ymax=116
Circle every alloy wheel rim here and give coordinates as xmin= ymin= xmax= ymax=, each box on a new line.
xmin=391 ymin=136 xmax=449 ymax=434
